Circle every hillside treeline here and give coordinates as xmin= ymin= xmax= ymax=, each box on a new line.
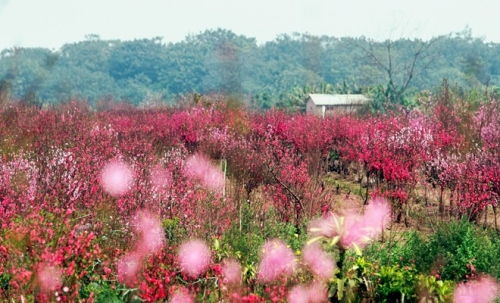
xmin=1 ymin=28 xmax=499 ymax=108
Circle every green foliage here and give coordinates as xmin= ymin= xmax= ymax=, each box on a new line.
xmin=328 ymin=250 xmax=456 ymax=302
xmin=0 ymin=273 xmax=12 ymax=293
xmin=218 ymin=203 xmax=306 ymax=271
xmin=365 ymin=230 xmax=430 ymax=272
xmin=426 ymin=219 xmax=500 ymax=281
xmin=162 ymin=217 xmax=185 ymax=244
xmin=328 ymin=253 xmax=371 ymax=302
xmin=365 ymin=219 xmax=500 ymax=284
xmin=416 ymin=274 xmax=454 ymax=303
xmin=79 ymin=280 xmax=141 ymax=303
xmin=2 ymin=30 xmax=500 ymax=108
xmin=374 ymin=264 xmax=418 ymax=302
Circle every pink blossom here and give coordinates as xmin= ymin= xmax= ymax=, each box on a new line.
xmin=38 ymin=264 xmax=62 ymax=292
xmin=339 ymin=211 xmax=367 ymax=249
xmin=454 ymin=276 xmax=499 ymax=303
xmin=170 ymin=287 xmax=194 ymax=303
xmin=117 ymin=252 xmax=142 ymax=286
xmin=307 ymin=282 xmax=329 ymax=302
xmin=134 ymin=211 xmax=165 ymax=256
xmin=178 ymin=239 xmax=211 ymax=278
xmin=308 ymin=213 xmax=341 ymax=238
xmin=340 ymin=198 xmax=391 ymax=249
xmin=100 ymin=160 xmax=134 ymax=197
xmin=288 ymin=282 xmax=328 ymax=303
xmin=151 ymin=165 xmax=172 ymax=189
xmin=257 ymin=239 xmax=297 ymax=282
xmin=363 ymin=197 xmax=391 ymax=237
xmin=302 ymin=242 xmax=335 ymax=280
xmin=288 ymin=284 xmax=310 ymax=303
xmin=183 ymin=153 xmax=224 ymax=191
xmin=222 ymin=258 xmax=242 ymax=285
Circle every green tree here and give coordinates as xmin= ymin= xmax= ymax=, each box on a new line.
xmin=108 ymin=37 xmax=167 ymax=83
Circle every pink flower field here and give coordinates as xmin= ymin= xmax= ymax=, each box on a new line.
xmin=1 ymin=95 xmax=500 ymax=302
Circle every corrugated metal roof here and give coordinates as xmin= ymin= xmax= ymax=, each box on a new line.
xmin=307 ymin=94 xmax=370 ymax=106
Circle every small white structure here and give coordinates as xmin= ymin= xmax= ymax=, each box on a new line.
xmin=306 ymin=94 xmax=370 ymax=117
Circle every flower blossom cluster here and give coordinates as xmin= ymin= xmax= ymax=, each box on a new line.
xmin=453 ymin=276 xmax=499 ymax=303
xmin=301 ymin=242 xmax=335 ymax=280
xmin=257 ymin=239 xmax=297 ymax=282
xmin=288 ymin=282 xmax=328 ymax=303
xmin=309 ymin=197 xmax=391 ymax=250
xmin=100 ymin=160 xmax=134 ymax=197
xmin=118 ymin=211 xmax=165 ymax=285
xmin=183 ymin=153 xmax=224 ymax=192
xmin=178 ymin=239 xmax=211 ymax=278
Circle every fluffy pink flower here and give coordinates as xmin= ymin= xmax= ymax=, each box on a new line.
xmin=170 ymin=287 xmax=194 ymax=303
xmin=363 ymin=197 xmax=391 ymax=237
xmin=134 ymin=211 xmax=165 ymax=256
xmin=100 ymin=160 xmax=134 ymax=197
xmin=38 ymin=264 xmax=62 ymax=292
xmin=308 ymin=213 xmax=341 ymax=238
xmin=302 ymin=243 xmax=335 ymax=280
xmin=307 ymin=282 xmax=329 ymax=302
xmin=288 ymin=284 xmax=310 ymax=303
xmin=288 ymin=282 xmax=328 ymax=303
xmin=183 ymin=153 xmax=224 ymax=191
xmin=257 ymin=239 xmax=297 ymax=282
xmin=340 ymin=198 xmax=391 ymax=249
xmin=222 ymin=258 xmax=242 ymax=285
xmin=117 ymin=252 xmax=142 ymax=286
xmin=339 ymin=211 xmax=366 ymax=249
xmin=178 ymin=239 xmax=211 ymax=278
xmin=454 ymin=276 xmax=499 ymax=303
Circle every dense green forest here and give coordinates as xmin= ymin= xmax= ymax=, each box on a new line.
xmin=1 ymin=28 xmax=499 ymax=110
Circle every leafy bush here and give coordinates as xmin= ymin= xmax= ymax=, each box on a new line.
xmin=374 ymin=264 xmax=418 ymax=302
xmin=426 ymin=219 xmax=500 ymax=281
xmin=366 ymin=219 xmax=500 ymax=283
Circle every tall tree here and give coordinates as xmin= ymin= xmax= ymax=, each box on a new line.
xmin=355 ymin=36 xmax=440 ymax=105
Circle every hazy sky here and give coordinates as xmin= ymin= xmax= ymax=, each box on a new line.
xmin=1 ymin=0 xmax=499 ymax=50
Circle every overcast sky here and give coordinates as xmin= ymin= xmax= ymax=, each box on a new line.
xmin=1 ymin=0 xmax=499 ymax=51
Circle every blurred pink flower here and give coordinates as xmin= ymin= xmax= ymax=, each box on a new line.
xmin=183 ymin=153 xmax=224 ymax=191
xmin=100 ymin=160 xmax=134 ymax=197
xmin=117 ymin=252 xmax=142 ymax=286
xmin=339 ymin=211 xmax=366 ymax=249
xmin=170 ymin=287 xmax=194 ymax=303
xmin=302 ymin=242 xmax=335 ymax=280
xmin=178 ymin=239 xmax=211 ymax=278
xmin=134 ymin=211 xmax=165 ymax=257
xmin=454 ymin=276 xmax=499 ymax=303
xmin=151 ymin=165 xmax=172 ymax=190
xmin=363 ymin=197 xmax=391 ymax=237
xmin=308 ymin=212 xmax=341 ymax=238
xmin=288 ymin=284 xmax=310 ymax=303
xmin=222 ymin=258 xmax=242 ymax=285
xmin=307 ymin=282 xmax=329 ymax=302
xmin=288 ymin=282 xmax=328 ymax=303
xmin=257 ymin=239 xmax=297 ymax=282
xmin=340 ymin=198 xmax=391 ymax=249
xmin=38 ymin=264 xmax=62 ymax=292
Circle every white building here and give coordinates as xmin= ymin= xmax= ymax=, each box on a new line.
xmin=306 ymin=94 xmax=370 ymax=117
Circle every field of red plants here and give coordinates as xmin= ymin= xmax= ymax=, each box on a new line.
xmin=1 ymin=90 xmax=500 ymax=302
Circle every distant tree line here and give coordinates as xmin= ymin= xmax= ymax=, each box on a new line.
xmin=1 ymin=28 xmax=499 ymax=110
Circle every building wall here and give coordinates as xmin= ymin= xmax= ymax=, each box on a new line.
xmin=306 ymin=101 xmax=363 ymax=116
xmin=306 ymin=99 xmax=317 ymax=114
xmin=325 ymin=104 xmax=360 ymax=114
